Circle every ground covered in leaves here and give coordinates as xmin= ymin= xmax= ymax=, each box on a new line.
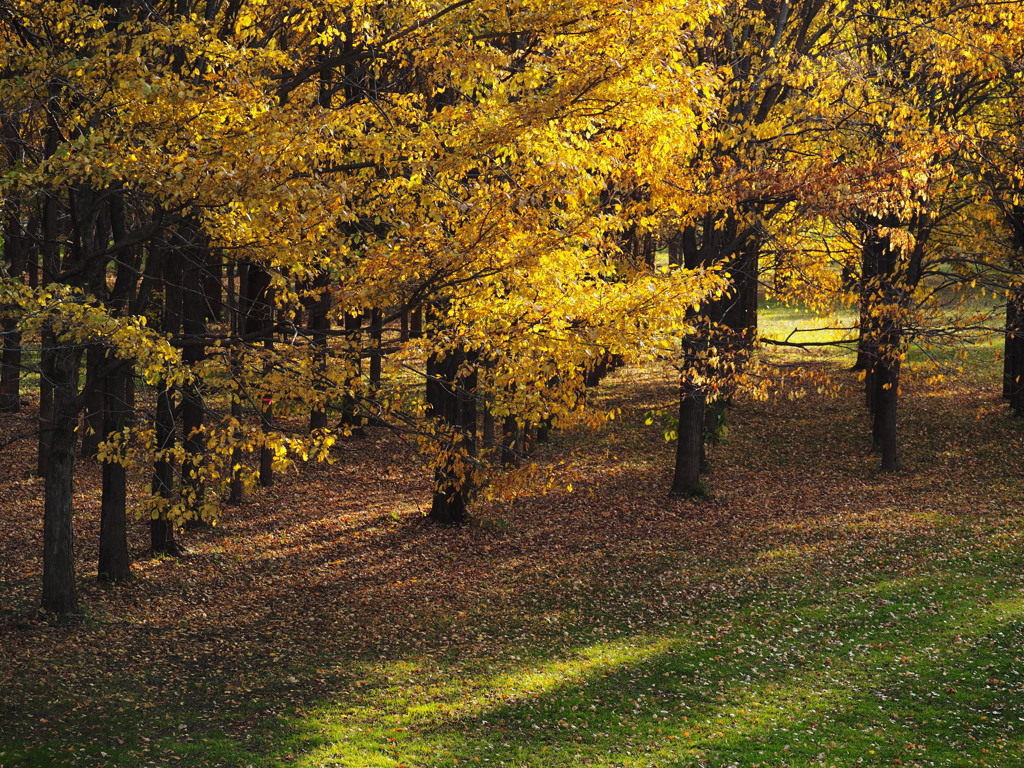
xmin=2 ymin=352 xmax=1024 ymax=768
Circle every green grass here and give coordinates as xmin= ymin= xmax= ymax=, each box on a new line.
xmin=2 ymin=317 xmax=1024 ymax=768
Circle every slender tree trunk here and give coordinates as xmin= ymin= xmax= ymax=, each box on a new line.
xmin=37 ymin=190 xmax=60 ymax=475
xmin=240 ymin=262 xmax=275 ymax=485
xmin=229 ymin=395 xmax=245 ymax=504
xmin=38 ymin=328 xmax=55 ymax=476
xmin=1 ymin=128 xmax=27 ymax=412
xmin=1004 ymin=294 xmax=1021 ymax=400
xmin=1004 ymin=214 xmax=1024 ymax=415
xmin=0 ymin=208 xmax=26 ymax=412
xmin=151 ymin=246 xmax=182 ymax=554
xmin=339 ymin=310 xmax=364 ymax=435
xmin=670 ymin=382 xmax=706 ymax=497
xmin=180 ymin=239 xmax=209 ymax=518
xmin=368 ymin=308 xmax=383 ymax=389
xmin=500 ymin=415 xmax=519 ymax=467
xmin=80 ymin=345 xmax=106 ymax=458
xmin=99 ymin=364 xmax=132 ymax=580
xmin=308 ymin=270 xmax=331 ymax=432
xmin=0 ymin=319 xmax=21 ymax=413
xmin=41 ymin=335 xmax=82 ymax=615
xmin=1008 ymin=281 xmax=1024 ymax=418
xmin=151 ymin=381 xmax=180 ymax=554
xmin=853 ymin=232 xmax=879 ymax=374
xmin=667 ymin=231 xmax=682 ymax=267
xmin=482 ymin=407 xmax=496 ymax=452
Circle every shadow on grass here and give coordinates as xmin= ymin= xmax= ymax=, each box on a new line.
xmin=281 ymin=552 xmax=1024 ymax=768
xmin=2 ymin=366 xmax=1023 ymax=768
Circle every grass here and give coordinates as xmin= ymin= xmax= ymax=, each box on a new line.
xmin=2 ymin=313 xmax=1024 ymax=767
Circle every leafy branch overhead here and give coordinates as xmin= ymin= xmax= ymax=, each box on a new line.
xmin=0 ymin=0 xmax=1023 ymax=616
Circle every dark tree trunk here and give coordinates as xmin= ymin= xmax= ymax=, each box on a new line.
xmin=180 ymin=238 xmax=209 ymax=518
xmin=308 ymin=270 xmax=331 ymax=432
xmin=41 ymin=335 xmax=82 ymax=615
xmin=670 ymin=383 xmax=706 ymax=497
xmin=430 ymin=467 xmax=468 ymax=525
xmin=339 ymin=310 xmax=363 ymax=434
xmin=854 ymin=261 xmax=878 ymax=378
xmin=38 ymin=328 xmax=55 ymax=476
xmin=536 ymin=418 xmax=552 ymax=443
xmin=667 ymin=231 xmax=683 ymax=267
xmin=409 ymin=307 xmax=423 ymax=339
xmin=426 ymin=347 xmax=477 ymax=524
xmin=204 ymin=252 xmax=224 ymax=323
xmin=225 ymin=262 xmax=245 ymax=504
xmin=722 ymin=235 xmax=760 ymax=340
xmin=240 ymin=262 xmax=275 ymax=485
xmin=37 ymin=190 xmax=60 ymax=474
xmin=585 ymin=353 xmax=609 ymax=387
xmin=860 ymin=215 xmax=905 ymax=470
xmin=1007 ymin=280 xmax=1024 ymax=418
xmin=0 ymin=208 xmax=27 ymax=412
xmin=1003 ymin=214 xmax=1019 ymax=417
xmin=151 ymin=382 xmax=181 ymax=554
xmin=99 ymin=364 xmax=132 ymax=581
xmin=368 ymin=308 xmax=383 ymax=389
xmin=669 ymin=214 xmax=759 ymax=499
xmin=0 ymin=319 xmax=21 ymax=413
xmin=259 ymin=387 xmax=274 ymax=487
xmin=482 ymin=407 xmax=496 ymax=451
xmin=400 ymin=310 xmax=410 ymax=342
xmin=500 ymin=415 xmax=520 ymax=467
xmin=1004 ymin=211 xmax=1024 ymax=416
xmin=80 ymin=345 xmax=106 ymax=458
xmin=1004 ymin=294 xmax=1021 ymax=401
xmin=151 ymin=246 xmax=183 ymax=554
xmin=874 ymin=355 xmax=900 ymax=471
xmin=229 ymin=396 xmax=245 ymax=504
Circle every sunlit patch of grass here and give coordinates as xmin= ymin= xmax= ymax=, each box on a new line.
xmin=279 ymin=550 xmax=1024 ymax=768
xmin=3 ymin=323 xmax=1024 ymax=768
xmin=758 ymin=300 xmax=857 ymax=350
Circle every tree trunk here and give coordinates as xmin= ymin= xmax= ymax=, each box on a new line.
xmin=368 ymin=308 xmax=383 ymax=389
xmin=151 ymin=244 xmax=183 ymax=553
xmin=409 ymin=307 xmax=423 ymax=339
xmin=240 ymin=262 xmax=275 ymax=485
xmin=151 ymin=381 xmax=181 ymax=554
xmin=308 ymin=270 xmax=331 ymax=432
xmin=0 ymin=320 xmax=22 ymax=412
xmin=229 ymin=394 xmax=245 ymax=504
xmin=180 ymin=240 xmax=208 ymax=518
xmin=874 ymin=355 xmax=900 ymax=472
xmin=426 ymin=347 xmax=476 ymax=524
xmin=400 ymin=310 xmax=410 ymax=342
xmin=670 ymin=382 xmax=706 ymax=497
xmin=41 ymin=335 xmax=82 ymax=615
xmin=38 ymin=328 xmax=55 ymax=476
xmin=99 ymin=364 xmax=132 ymax=581
xmin=340 ymin=310 xmax=363 ymax=434
xmin=0 ymin=207 xmax=26 ymax=412
xmin=80 ymin=345 xmax=106 ymax=458
xmin=1004 ymin=214 xmax=1024 ymax=416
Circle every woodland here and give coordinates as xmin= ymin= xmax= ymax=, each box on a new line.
xmin=1 ymin=0 xmax=1024 ymax=765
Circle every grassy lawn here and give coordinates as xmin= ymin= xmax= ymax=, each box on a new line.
xmin=1 ymin=309 xmax=1023 ymax=768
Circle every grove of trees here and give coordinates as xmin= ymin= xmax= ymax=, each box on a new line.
xmin=1 ymin=0 xmax=1022 ymax=616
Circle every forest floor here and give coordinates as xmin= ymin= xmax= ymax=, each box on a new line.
xmin=1 ymin=333 xmax=1024 ymax=768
